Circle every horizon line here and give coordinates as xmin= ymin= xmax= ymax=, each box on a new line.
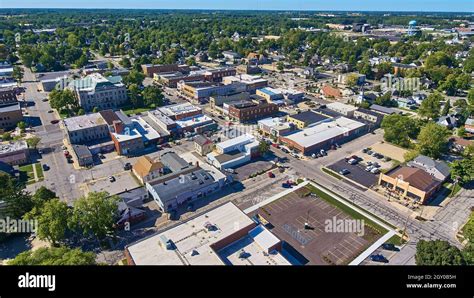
xmin=1 ymin=8 xmax=473 ymax=13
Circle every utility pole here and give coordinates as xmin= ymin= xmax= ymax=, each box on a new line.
xmin=401 ymin=211 xmax=410 ymax=243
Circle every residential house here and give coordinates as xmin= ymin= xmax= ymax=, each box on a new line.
xmin=194 ymin=135 xmax=213 ymax=156
xmin=132 ymin=156 xmax=165 ymax=184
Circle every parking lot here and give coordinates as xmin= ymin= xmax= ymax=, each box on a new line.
xmin=328 ymin=160 xmax=379 ymax=188
xmin=360 ymin=245 xmax=400 ymax=265
xmin=248 ymin=186 xmax=382 ymax=265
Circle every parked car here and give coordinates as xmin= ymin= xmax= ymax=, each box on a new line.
xmin=370 ymin=168 xmax=380 ymax=174
xmin=42 ymin=164 xmax=50 ymax=171
xmin=367 ymin=150 xmax=373 ymax=155
xmin=67 ymin=158 xmax=74 ymax=164
xmin=365 ymin=166 xmax=374 ymax=172
xmin=268 ymin=172 xmax=275 ymax=178
xmin=366 ymin=161 xmax=373 ymax=166
xmin=61 ymin=145 xmax=67 ymax=150
xmin=271 ymin=143 xmax=280 ymax=148
xmin=108 ymin=176 xmax=116 ymax=182
xmin=382 ymin=243 xmax=399 ymax=251
xmin=63 ymin=151 xmax=70 ymax=157
xmin=124 ymin=163 xmax=132 ymax=170
xmin=370 ymin=254 xmax=389 ymax=263
xmin=320 ymin=149 xmax=327 ymax=156
xmin=311 ymin=153 xmax=318 ymax=159
xmin=347 ymin=159 xmax=358 ymax=165
xmin=50 ymin=120 xmax=59 ymax=124
xmin=339 ymin=169 xmax=350 ymax=175
xmin=42 ymin=98 xmax=49 ymax=102
xmin=47 ymin=110 xmax=54 ymax=113
xmin=362 ymin=148 xmax=370 ymax=153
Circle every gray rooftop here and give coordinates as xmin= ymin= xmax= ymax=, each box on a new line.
xmin=160 ymin=151 xmax=191 ymax=172
xmin=289 ymin=111 xmax=329 ymax=124
xmin=410 ymin=155 xmax=451 ymax=178
xmin=150 ymin=168 xmax=216 ymax=204
xmin=369 ymin=104 xmax=396 ymax=115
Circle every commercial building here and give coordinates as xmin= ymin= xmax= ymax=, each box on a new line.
xmin=71 ymin=144 xmax=94 ymax=167
xmin=258 ymin=117 xmax=294 ymax=137
xmin=353 ymin=108 xmax=384 ymax=124
xmin=154 ymin=71 xmax=204 ymax=88
xmin=141 ymin=64 xmax=190 ymax=77
xmin=378 ymin=166 xmax=443 ymax=204
xmin=0 ymin=141 xmax=29 ymax=166
xmin=0 ymin=88 xmax=18 ymax=106
xmin=145 ymin=152 xmax=226 ymax=212
xmin=158 ymin=103 xmax=202 ymax=120
xmin=286 ymin=111 xmax=329 ymax=129
xmin=124 ymin=202 xmax=290 ymax=265
xmin=465 ymin=118 xmax=474 ymax=133
xmin=0 ymin=103 xmax=23 ymax=131
xmin=210 ymin=92 xmax=251 ymax=110
xmin=178 ymin=81 xmax=241 ymax=102
xmin=67 ymin=73 xmax=127 ymax=111
xmin=63 ymin=113 xmax=110 ymax=145
xmin=36 ymin=71 xmax=70 ymax=92
xmin=222 ymin=74 xmax=268 ymax=93
xmin=226 ymin=99 xmax=278 ymax=123
xmin=369 ymin=104 xmax=398 ymax=115
xmin=207 ymin=134 xmax=259 ymax=170
xmin=236 ymin=64 xmax=261 ymax=75
xmin=194 ymin=135 xmax=214 ymax=156
xmin=111 ymin=117 xmax=161 ymax=156
xmin=256 ymin=87 xmax=285 ymax=105
xmin=279 ymin=117 xmax=366 ymax=155
xmin=132 ymin=156 xmax=165 ymax=184
xmin=326 ymin=102 xmax=358 ymax=117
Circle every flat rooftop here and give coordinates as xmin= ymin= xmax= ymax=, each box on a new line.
xmin=284 ymin=117 xmax=365 ymax=148
xmin=289 ymin=111 xmax=329 ymax=124
xmin=0 ymin=140 xmax=28 ymax=155
xmin=126 ymin=202 xmax=256 ymax=265
xmin=175 ymin=114 xmax=213 ymax=129
xmin=159 ymin=103 xmax=201 ymax=118
xmin=63 ymin=113 xmax=107 ymax=132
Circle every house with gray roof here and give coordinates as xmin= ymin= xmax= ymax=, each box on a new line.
xmin=408 ymin=155 xmax=450 ymax=181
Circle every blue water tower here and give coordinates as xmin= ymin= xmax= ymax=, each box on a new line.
xmin=408 ymin=20 xmax=418 ymax=36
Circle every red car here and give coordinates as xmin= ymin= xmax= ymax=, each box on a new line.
xmin=268 ymin=172 xmax=275 ymax=178
xmin=271 ymin=143 xmax=280 ymax=148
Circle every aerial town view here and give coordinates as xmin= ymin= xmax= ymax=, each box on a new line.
xmin=0 ymin=0 xmax=473 ymax=296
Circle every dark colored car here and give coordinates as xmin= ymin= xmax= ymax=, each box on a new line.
xmin=50 ymin=120 xmax=60 ymax=124
xmin=370 ymin=254 xmax=389 ymax=263
xmin=382 ymin=243 xmax=399 ymax=251
xmin=124 ymin=163 xmax=132 ymax=170
xmin=339 ymin=169 xmax=350 ymax=175
xmin=42 ymin=164 xmax=50 ymax=171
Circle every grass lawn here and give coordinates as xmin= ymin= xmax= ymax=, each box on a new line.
xmin=308 ymin=180 xmax=398 ymax=231
xmin=123 ymin=107 xmax=151 ymax=116
xmin=322 ymin=167 xmax=343 ymax=180
xmin=35 ymin=163 xmax=44 ymax=180
xmin=19 ymin=164 xmax=35 ymax=185
xmin=385 ymin=234 xmax=404 ymax=246
xmin=305 ymin=184 xmax=389 ymax=235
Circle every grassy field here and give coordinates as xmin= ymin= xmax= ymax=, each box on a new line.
xmin=122 ymin=107 xmax=151 ymax=116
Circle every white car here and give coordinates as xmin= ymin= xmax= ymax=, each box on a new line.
xmin=365 ymin=166 xmax=374 ymax=172
xmin=370 ymin=168 xmax=381 ymax=174
xmin=347 ymin=158 xmax=358 ymax=165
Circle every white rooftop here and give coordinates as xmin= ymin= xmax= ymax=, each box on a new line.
xmin=284 ymin=117 xmax=365 ymax=148
xmin=126 ymin=202 xmax=256 ymax=265
xmin=326 ymin=102 xmax=358 ymax=113
xmin=159 ymin=102 xmax=201 ymax=118
xmin=216 ymin=133 xmax=255 ymax=150
xmin=112 ymin=117 xmax=161 ymax=142
xmin=175 ymin=114 xmax=213 ymax=129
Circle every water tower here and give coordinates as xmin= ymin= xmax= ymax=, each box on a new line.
xmin=407 ymin=20 xmax=418 ymax=36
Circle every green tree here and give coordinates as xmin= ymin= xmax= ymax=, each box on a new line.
xmin=258 ymin=140 xmax=270 ymax=155
xmin=12 ymin=66 xmax=24 ymax=84
xmin=17 ymin=121 xmax=27 ymax=132
xmin=418 ymin=92 xmax=442 ymax=120
xmin=457 ymin=126 xmax=467 ymax=138
xmin=375 ymin=91 xmax=395 ymax=107
xmin=127 ymin=84 xmax=143 ymax=108
xmin=49 ymin=89 xmax=78 ymax=113
xmin=441 ymin=99 xmax=451 ymax=116
xmin=2 ymin=132 xmax=12 ymax=141
xmin=69 ymin=192 xmax=119 ymax=240
xmin=120 ymin=57 xmax=131 ymax=68
xmin=0 ymin=174 xmax=33 ymax=218
xmin=8 ymin=247 xmax=96 ymax=265
xmin=276 ymin=62 xmax=285 ymax=72
xmin=142 ymin=85 xmax=164 ymax=108
xmin=416 ymin=122 xmax=449 ymax=159
xmin=123 ymin=70 xmax=145 ymax=86
xmin=345 ymin=73 xmax=360 ymax=88
xmin=26 ymin=199 xmax=69 ymax=246
xmin=32 ymin=186 xmax=57 ymax=207
xmin=381 ymin=114 xmax=419 ymax=148
xmin=415 ymin=240 xmax=465 ymax=265
xmin=450 ymin=156 xmax=474 ymax=186
xmin=26 ymin=136 xmax=41 ymax=149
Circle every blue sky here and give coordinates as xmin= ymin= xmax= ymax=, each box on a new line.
xmin=2 ymin=0 xmax=473 ymax=12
